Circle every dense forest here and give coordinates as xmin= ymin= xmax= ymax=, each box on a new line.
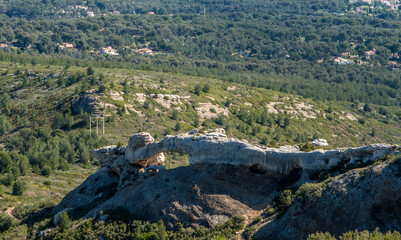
xmin=0 ymin=0 xmax=349 ymax=19
xmin=0 ymin=1 xmax=401 ymax=106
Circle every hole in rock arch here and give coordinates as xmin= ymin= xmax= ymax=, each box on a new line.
xmin=164 ymin=152 xmax=190 ymax=169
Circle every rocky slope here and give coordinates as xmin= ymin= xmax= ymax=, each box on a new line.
xmin=255 ymin=158 xmax=401 ymax=239
xmin=52 ymin=130 xmax=401 ymax=237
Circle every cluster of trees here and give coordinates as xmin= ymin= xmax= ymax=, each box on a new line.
xmin=0 ymin=65 xmax=108 ymax=188
xmin=1 ymin=125 xmax=107 ymax=180
xmin=45 ymin=213 xmax=245 ymax=240
xmin=308 ymin=229 xmax=401 ymax=239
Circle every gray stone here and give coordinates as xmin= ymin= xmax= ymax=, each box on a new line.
xmin=310 ymin=139 xmax=329 ymax=147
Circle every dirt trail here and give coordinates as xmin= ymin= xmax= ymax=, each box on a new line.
xmin=1 ymin=206 xmax=17 ymax=220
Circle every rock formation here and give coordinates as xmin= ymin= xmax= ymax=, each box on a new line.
xmin=52 ymin=129 xmax=400 ymax=234
xmin=96 ymin=130 xmax=399 ymax=180
xmin=71 ymin=91 xmax=97 ymax=115
xmin=255 ymin=158 xmax=401 ymax=239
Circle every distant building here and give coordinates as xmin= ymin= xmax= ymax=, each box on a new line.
xmin=388 ymin=61 xmax=399 ymax=70
xmin=59 ymin=43 xmax=74 ymax=50
xmin=113 ymin=11 xmax=120 ymax=15
xmin=87 ymin=11 xmax=95 ymax=17
xmin=239 ymin=50 xmax=251 ymax=57
xmin=0 ymin=43 xmax=13 ymax=48
xmin=136 ymin=48 xmax=153 ymax=55
xmin=334 ymin=57 xmax=353 ymax=65
xmin=148 ymin=12 xmax=155 ymax=15
xmin=365 ymin=49 xmax=376 ymax=56
xmin=101 ymin=46 xmax=119 ymax=55
xmin=76 ymin=5 xmax=89 ymax=10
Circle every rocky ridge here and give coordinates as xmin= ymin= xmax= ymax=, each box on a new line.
xmin=52 ymin=130 xmax=400 ymax=235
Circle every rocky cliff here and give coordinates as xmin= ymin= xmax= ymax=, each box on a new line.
xmin=52 ymin=130 xmax=401 ymax=237
xmin=255 ymin=157 xmax=401 ymax=239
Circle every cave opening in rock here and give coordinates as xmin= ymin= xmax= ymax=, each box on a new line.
xmin=278 ymin=167 xmax=303 ymax=188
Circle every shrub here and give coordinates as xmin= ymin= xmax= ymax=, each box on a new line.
xmin=2 ymin=174 xmax=13 ymax=186
xmin=265 ymin=207 xmax=276 ymax=216
xmin=41 ymin=166 xmax=53 ymax=177
xmin=0 ymin=152 xmax=12 ymax=173
xmin=194 ymin=84 xmax=202 ymax=95
xmin=299 ymin=143 xmax=317 ymax=152
xmin=58 ymin=211 xmax=71 ymax=232
xmin=0 ymin=213 xmax=15 ymax=232
xmin=251 ymin=216 xmax=262 ymax=225
xmin=273 ymin=189 xmax=294 ymax=213
xmin=175 ymin=122 xmax=181 ymax=131
xmin=308 ymin=229 xmax=401 ymax=239
xmin=243 ymin=226 xmax=256 ymax=240
xmin=307 ymin=232 xmax=336 ymax=240
xmin=296 ymin=182 xmax=326 ymax=202
xmin=12 ymin=181 xmax=27 ymax=196
xmin=87 ymin=66 xmax=94 ymax=76
xmin=202 ymin=83 xmax=211 ymax=93
xmin=99 ymin=85 xmax=106 ymax=93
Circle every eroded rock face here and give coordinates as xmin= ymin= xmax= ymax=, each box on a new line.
xmin=72 ymin=91 xmax=97 ymax=114
xmin=91 ymin=131 xmax=399 ymax=189
xmin=54 ymin=130 xmax=400 ymax=231
xmin=85 ymin=164 xmax=284 ymax=229
xmin=255 ymin=161 xmax=401 ymax=239
xmin=119 ymin=131 xmax=399 ymax=177
xmin=125 ymin=132 xmax=165 ymax=167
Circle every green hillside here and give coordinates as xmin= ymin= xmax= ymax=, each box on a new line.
xmin=1 ymin=61 xmax=400 ymax=150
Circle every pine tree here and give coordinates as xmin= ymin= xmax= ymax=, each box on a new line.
xmin=58 ymin=211 xmax=71 ymax=232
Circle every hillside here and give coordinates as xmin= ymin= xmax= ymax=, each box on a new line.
xmin=0 ymin=60 xmax=399 ymax=239
xmin=0 ymin=0 xmax=400 ymax=239
xmin=1 ymin=61 xmax=400 ymax=148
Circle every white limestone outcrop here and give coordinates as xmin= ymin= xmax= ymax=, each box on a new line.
xmin=94 ymin=130 xmax=400 ymax=177
xmin=310 ymin=139 xmax=329 ymax=147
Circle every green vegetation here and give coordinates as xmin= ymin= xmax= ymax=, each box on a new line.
xmin=44 ymin=215 xmax=245 ymax=240
xmin=308 ymin=229 xmax=401 ymax=240
xmin=273 ymin=189 xmax=295 ymax=214
xmin=57 ymin=211 xmax=71 ymax=232
xmin=0 ymin=0 xmax=399 ymax=238
xmin=12 ymin=181 xmax=27 ymax=196
xmin=295 ymin=182 xmax=326 ymax=202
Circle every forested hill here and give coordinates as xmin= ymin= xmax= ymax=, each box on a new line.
xmin=1 ymin=0 xmax=348 ymax=19
xmin=1 ymin=12 xmax=401 ymax=106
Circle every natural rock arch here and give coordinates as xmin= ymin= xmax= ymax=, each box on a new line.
xmin=96 ymin=130 xmax=400 ymax=179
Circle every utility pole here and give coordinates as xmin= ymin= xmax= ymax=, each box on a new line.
xmin=96 ymin=116 xmax=99 ymax=135
xmin=102 ymin=117 xmax=105 ymax=135
xmin=89 ymin=116 xmax=91 ymax=134
xmin=103 ymin=103 xmax=105 ymax=135
xmin=204 ymin=7 xmax=206 ymax=18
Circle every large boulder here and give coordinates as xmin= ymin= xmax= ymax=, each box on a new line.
xmin=125 ymin=132 xmax=165 ymax=167
xmin=93 ymin=145 xmax=126 ymax=175
xmin=71 ymin=91 xmax=97 ymax=114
